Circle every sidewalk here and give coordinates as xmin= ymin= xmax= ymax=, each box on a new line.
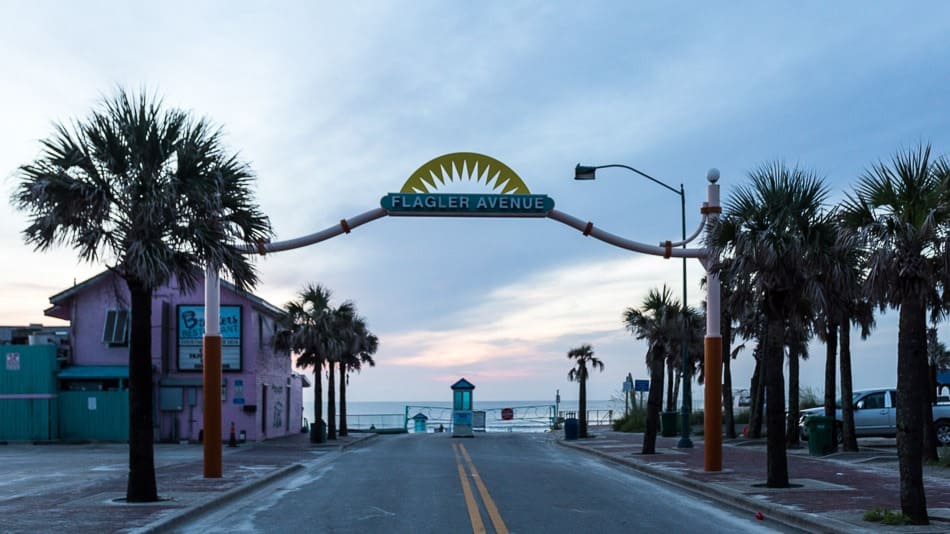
xmin=559 ymin=429 xmax=950 ymax=533
xmin=0 ymin=432 xmax=375 ymax=534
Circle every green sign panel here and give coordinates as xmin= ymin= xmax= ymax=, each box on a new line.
xmin=382 ymin=193 xmax=554 ymax=217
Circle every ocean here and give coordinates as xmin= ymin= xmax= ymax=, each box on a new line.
xmin=303 ymin=399 xmax=622 ymax=433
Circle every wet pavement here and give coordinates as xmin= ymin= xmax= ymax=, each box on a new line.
xmin=1 ymin=429 xmax=948 ymax=533
xmin=560 ymin=430 xmax=950 ymax=533
xmin=0 ymin=432 xmax=375 ymax=533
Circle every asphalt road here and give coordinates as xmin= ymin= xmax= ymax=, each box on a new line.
xmin=179 ymin=432 xmax=801 ymax=533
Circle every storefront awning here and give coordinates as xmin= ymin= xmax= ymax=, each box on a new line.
xmin=58 ymin=366 xmax=129 ymax=379
xmin=159 ymin=376 xmax=204 ymax=387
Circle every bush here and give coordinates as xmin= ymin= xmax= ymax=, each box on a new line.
xmin=612 ymin=410 xmax=646 ymax=432
xmin=863 ymin=508 xmax=909 ymax=525
xmin=800 ymin=386 xmax=821 ymax=410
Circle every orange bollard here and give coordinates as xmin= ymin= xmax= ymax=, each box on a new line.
xmin=228 ymin=421 xmax=237 ymax=448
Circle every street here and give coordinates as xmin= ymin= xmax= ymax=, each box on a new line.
xmin=180 ymin=432 xmax=796 ymax=533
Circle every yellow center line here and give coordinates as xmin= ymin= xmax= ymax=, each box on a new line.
xmin=459 ymin=443 xmax=510 ymax=534
xmin=453 ymin=442 xmax=486 ymax=534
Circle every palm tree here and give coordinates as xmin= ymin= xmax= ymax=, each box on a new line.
xmin=11 ymin=89 xmax=271 ymax=502
xmin=275 ymin=284 xmax=337 ymax=444
xmin=623 ymin=286 xmax=680 ymax=453
xmin=338 ymin=315 xmax=378 ymax=437
xmin=840 ymin=145 xmax=950 ymax=524
xmin=327 ymin=301 xmax=356 ymax=440
xmin=566 ymin=344 xmax=604 ymax=438
xmin=709 ymin=161 xmax=836 ymax=488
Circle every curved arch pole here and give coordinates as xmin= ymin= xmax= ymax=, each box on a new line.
xmin=546 ymin=209 xmax=707 ymax=259
xmin=228 ymin=182 xmax=723 ymax=473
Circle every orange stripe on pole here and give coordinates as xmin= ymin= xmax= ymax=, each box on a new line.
xmin=704 ymin=336 xmax=722 ymax=471
xmin=203 ymin=335 xmax=223 ymax=478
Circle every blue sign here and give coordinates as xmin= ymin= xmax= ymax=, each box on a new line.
xmin=233 ymin=397 xmax=245 ymax=405
xmin=634 ymin=379 xmax=650 ymax=392
xmin=177 ymin=305 xmax=242 ymax=371
xmin=382 ymin=193 xmax=554 ymax=217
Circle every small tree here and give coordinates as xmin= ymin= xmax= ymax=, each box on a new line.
xmin=567 ymin=344 xmax=604 ymax=438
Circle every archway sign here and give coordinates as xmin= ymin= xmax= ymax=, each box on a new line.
xmin=200 ymin=152 xmax=724 ymax=475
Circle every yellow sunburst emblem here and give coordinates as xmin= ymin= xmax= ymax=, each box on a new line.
xmin=399 ymin=152 xmax=530 ymax=194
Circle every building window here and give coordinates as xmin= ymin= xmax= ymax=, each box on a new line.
xmin=103 ymin=309 xmax=130 ymax=346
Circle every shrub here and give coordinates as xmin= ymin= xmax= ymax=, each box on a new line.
xmin=612 ymin=411 xmax=646 ymax=432
xmin=799 ymin=386 xmax=821 ymax=410
xmin=863 ymin=508 xmax=909 ymax=525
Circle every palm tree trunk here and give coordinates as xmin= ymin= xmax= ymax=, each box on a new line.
xmin=896 ymin=296 xmax=928 ymax=524
xmin=126 ymin=279 xmax=158 ymax=502
xmin=749 ymin=354 xmax=764 ymax=438
xmin=665 ymin=359 xmax=675 ymax=411
xmin=339 ymin=362 xmax=347 ymax=437
xmin=579 ymin=371 xmax=588 ymax=438
xmin=824 ymin=322 xmax=839 ymax=451
xmin=643 ymin=356 xmax=665 ymax=454
xmin=312 ymin=363 xmax=324 ymax=443
xmin=839 ymin=319 xmax=858 ymax=452
xmin=923 ymin=363 xmax=939 ymax=462
xmin=722 ymin=321 xmax=736 ymax=439
xmin=764 ymin=310 xmax=789 ymax=488
xmin=327 ymin=362 xmax=337 ymax=440
xmin=786 ymin=342 xmax=800 ymax=449
xmin=672 ymin=371 xmax=681 ymax=413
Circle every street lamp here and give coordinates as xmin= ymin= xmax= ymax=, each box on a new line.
xmin=575 ymin=163 xmax=694 ymax=448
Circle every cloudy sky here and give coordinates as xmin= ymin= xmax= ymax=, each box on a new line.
xmin=2 ymin=2 xmax=949 ymax=403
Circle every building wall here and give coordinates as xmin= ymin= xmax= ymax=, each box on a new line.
xmin=53 ymin=272 xmax=302 ymax=442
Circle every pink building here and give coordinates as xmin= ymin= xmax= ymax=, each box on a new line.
xmin=45 ymin=271 xmax=307 ymax=442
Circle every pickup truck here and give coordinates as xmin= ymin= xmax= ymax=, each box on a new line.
xmin=799 ymin=388 xmax=950 ymax=445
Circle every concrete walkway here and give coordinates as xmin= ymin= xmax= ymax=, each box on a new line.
xmin=560 ymin=429 xmax=950 ymax=533
xmin=0 ymin=432 xmax=375 ymax=533
xmin=2 ymin=429 xmax=948 ymax=533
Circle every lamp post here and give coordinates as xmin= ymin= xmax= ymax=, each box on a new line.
xmin=575 ymin=163 xmax=693 ymax=448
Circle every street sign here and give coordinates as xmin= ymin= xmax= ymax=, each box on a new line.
xmin=501 ymin=407 xmax=514 ymax=420
xmin=622 ymin=380 xmax=632 ymax=393
xmin=635 ymin=379 xmax=649 ymax=392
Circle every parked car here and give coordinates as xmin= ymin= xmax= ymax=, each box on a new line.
xmin=736 ymin=389 xmax=751 ymax=407
xmin=799 ymin=388 xmax=950 ymax=445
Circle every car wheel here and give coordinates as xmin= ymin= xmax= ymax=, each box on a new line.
xmin=937 ymin=420 xmax=950 ymax=446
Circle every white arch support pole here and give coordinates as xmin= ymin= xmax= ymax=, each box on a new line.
xmin=203 ymin=265 xmax=222 ymax=478
xmin=703 ymin=181 xmax=722 ymax=472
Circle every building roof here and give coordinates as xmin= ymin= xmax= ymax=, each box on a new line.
xmin=451 ymin=378 xmax=475 ymax=390
xmin=45 ymin=270 xmax=284 ymax=319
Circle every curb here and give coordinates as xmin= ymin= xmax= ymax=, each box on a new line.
xmin=558 ymin=438 xmax=859 ymax=534
xmin=141 ymin=463 xmax=306 ymax=533
xmin=140 ymin=433 xmax=378 ymax=533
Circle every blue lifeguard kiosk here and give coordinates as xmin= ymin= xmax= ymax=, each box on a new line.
xmin=411 ymin=412 xmax=429 ymax=433
xmin=451 ymin=378 xmax=475 ymax=438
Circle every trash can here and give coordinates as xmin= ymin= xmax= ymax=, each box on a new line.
xmin=661 ymin=411 xmax=679 ymax=437
xmin=564 ymin=417 xmax=579 ymax=441
xmin=310 ymin=419 xmax=327 ymax=444
xmin=806 ymin=416 xmax=834 ymax=456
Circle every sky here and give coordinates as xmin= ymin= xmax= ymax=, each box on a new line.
xmin=2 ymin=2 xmax=949 ymax=403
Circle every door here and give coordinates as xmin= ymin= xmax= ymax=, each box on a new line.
xmin=853 ymin=391 xmax=891 ymax=435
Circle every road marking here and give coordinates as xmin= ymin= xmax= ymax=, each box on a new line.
xmin=459 ymin=443 xmax=509 ymax=534
xmin=453 ymin=442 xmax=486 ymax=534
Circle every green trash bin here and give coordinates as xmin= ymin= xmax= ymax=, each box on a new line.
xmin=806 ymin=415 xmax=834 ymax=456
xmin=661 ymin=411 xmax=679 ymax=437
xmin=564 ymin=418 xmax=579 ymax=440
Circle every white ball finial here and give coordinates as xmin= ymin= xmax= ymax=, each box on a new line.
xmin=706 ymin=168 xmax=720 ymax=183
